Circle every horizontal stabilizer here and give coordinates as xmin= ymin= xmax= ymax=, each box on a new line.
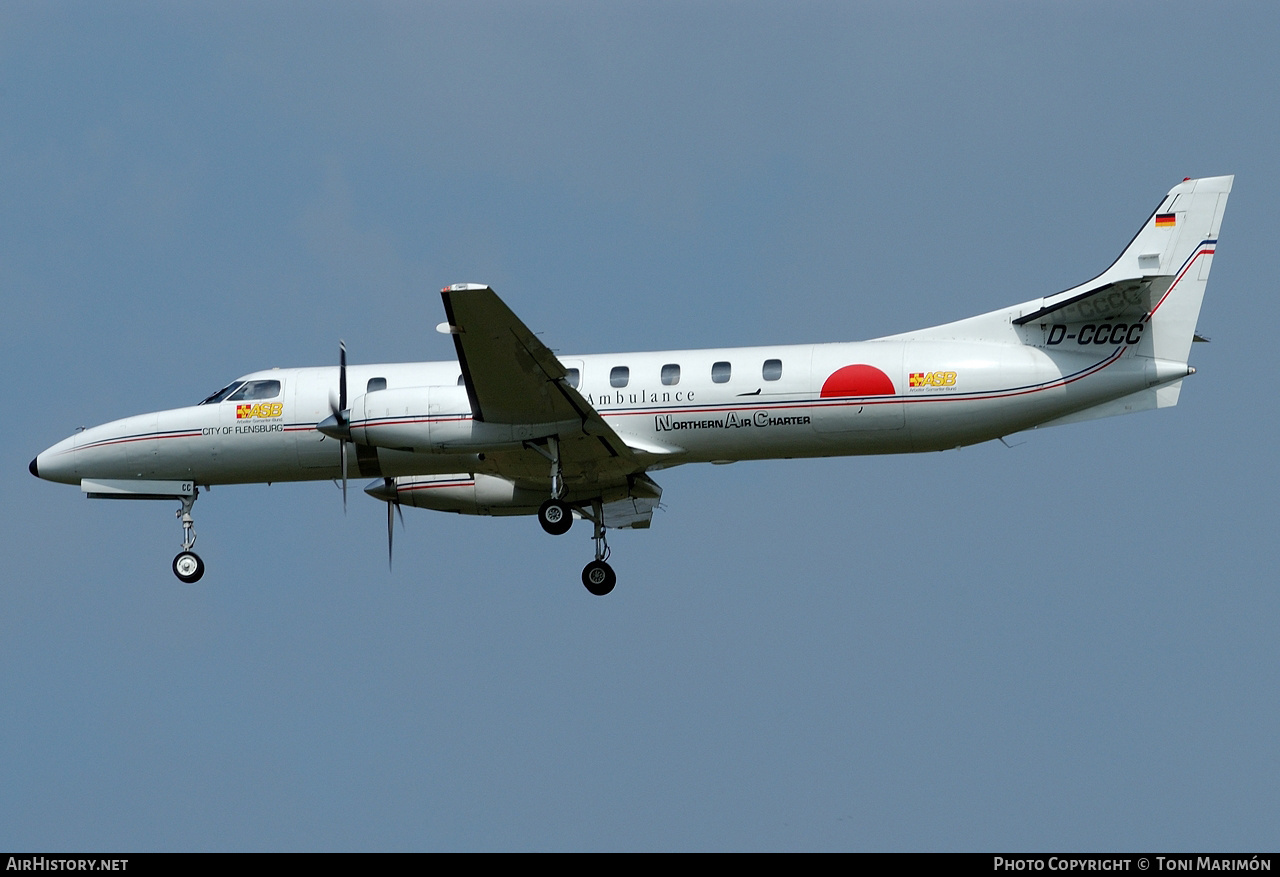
xmin=1013 ymin=275 xmax=1172 ymax=326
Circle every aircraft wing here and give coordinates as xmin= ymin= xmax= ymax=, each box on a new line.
xmin=439 ymin=283 xmax=641 ymax=474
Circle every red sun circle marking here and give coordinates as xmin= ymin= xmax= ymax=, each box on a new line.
xmin=820 ymin=364 xmax=896 ymax=398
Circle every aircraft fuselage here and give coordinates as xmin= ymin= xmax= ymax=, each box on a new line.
xmin=32 ymin=336 xmax=1179 ymax=489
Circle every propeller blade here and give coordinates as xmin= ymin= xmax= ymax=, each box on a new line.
xmin=338 ymin=340 xmax=347 ymax=414
xmin=340 ymin=439 xmax=348 ymax=512
xmin=378 ymin=478 xmax=402 ymax=570
xmin=331 ymin=340 xmax=349 ymax=512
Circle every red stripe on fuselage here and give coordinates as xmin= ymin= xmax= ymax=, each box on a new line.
xmin=398 ymin=480 xmax=475 ymax=493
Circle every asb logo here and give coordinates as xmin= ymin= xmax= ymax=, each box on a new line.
xmin=236 ymin=403 xmax=283 ymax=419
xmin=909 ymin=371 xmax=957 ymax=388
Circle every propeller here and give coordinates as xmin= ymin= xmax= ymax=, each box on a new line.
xmin=321 ymin=351 xmax=406 ymax=566
xmin=319 ymin=346 xmax=406 ymax=565
xmin=365 ymin=477 xmax=404 ymax=569
xmin=338 ymin=341 xmax=347 ymax=509
xmin=316 ymin=341 xmax=351 ymax=510
xmin=386 ymin=482 xmax=405 ymax=569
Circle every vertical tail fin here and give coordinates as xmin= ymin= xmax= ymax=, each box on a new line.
xmin=1011 ymin=176 xmax=1232 ymax=423
xmin=1016 ymin=175 xmax=1232 ymax=364
xmin=1140 ymin=175 xmax=1232 ymax=363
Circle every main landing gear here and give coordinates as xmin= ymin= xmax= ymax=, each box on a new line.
xmin=538 ymin=499 xmax=615 ymax=595
xmin=172 ymin=489 xmax=205 ymax=584
xmin=538 ymin=497 xmax=572 ymax=535
xmin=581 ymin=501 xmax=616 ymax=596
xmin=528 ymin=437 xmax=617 ymax=595
xmin=535 ymin=436 xmax=574 ymax=536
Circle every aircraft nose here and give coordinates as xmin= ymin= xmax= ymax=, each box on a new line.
xmin=30 ymin=434 xmax=81 ymax=485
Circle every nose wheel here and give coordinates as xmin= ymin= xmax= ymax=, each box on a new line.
xmin=173 ymin=550 xmax=205 ymax=583
xmin=172 ymin=489 xmax=205 ymax=583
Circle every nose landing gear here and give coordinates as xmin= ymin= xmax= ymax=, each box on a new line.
xmin=172 ymin=489 xmax=204 ymax=583
xmin=173 ymin=550 xmax=204 ymax=583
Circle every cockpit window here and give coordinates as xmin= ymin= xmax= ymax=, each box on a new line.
xmin=227 ymin=380 xmax=281 ymax=402
xmin=198 ymin=382 xmax=244 ymax=405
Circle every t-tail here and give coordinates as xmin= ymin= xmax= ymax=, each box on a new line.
xmin=891 ymin=175 xmax=1232 ymax=425
xmin=1016 ymin=175 xmax=1231 ymax=418
xmin=1017 ymin=175 xmax=1232 ymax=360
xmin=1029 ymin=175 xmax=1228 ymax=417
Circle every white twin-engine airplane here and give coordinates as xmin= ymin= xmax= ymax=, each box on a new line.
xmin=31 ymin=175 xmax=1232 ymax=595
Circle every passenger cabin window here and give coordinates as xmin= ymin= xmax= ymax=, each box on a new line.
xmin=711 ymin=361 xmax=732 ymax=384
xmin=457 ymin=374 xmax=465 ymax=386
xmin=661 ymin=364 xmax=680 ymax=386
xmin=367 ymin=377 xmax=387 ymax=392
xmin=565 ymin=368 xmax=580 ymax=388
xmin=610 ymin=366 xmax=629 ymax=388
xmin=763 ymin=359 xmax=783 ymax=381
xmin=227 ymin=380 xmax=281 ymax=401
xmin=199 ymin=381 xmax=243 ymax=405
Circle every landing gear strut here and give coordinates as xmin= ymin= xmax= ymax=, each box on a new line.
xmin=580 ymin=499 xmax=616 ymax=596
xmin=527 ymin=437 xmax=617 ymax=594
xmin=533 ymin=436 xmax=573 ymax=535
xmin=172 ymin=489 xmax=204 ymax=583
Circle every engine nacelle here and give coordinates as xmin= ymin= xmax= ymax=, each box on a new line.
xmin=380 ymin=472 xmax=545 ymax=516
xmin=348 ymin=385 xmax=578 ymax=452
xmin=366 ymin=471 xmax=663 ymax=529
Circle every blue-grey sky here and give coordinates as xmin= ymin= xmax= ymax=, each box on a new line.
xmin=4 ymin=2 xmax=1278 ymax=851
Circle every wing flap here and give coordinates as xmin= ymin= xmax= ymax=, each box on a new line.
xmin=598 ymin=496 xmax=659 ymax=530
